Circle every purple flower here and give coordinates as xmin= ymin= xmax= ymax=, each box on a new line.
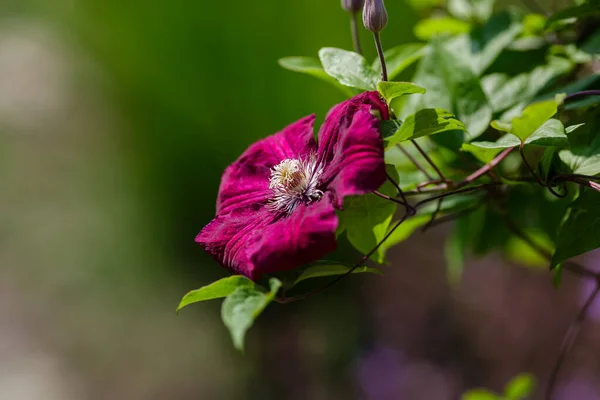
xmin=196 ymin=92 xmax=389 ymax=280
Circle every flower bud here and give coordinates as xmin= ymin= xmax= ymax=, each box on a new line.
xmin=341 ymin=0 xmax=365 ymax=14
xmin=363 ymin=0 xmax=388 ymax=33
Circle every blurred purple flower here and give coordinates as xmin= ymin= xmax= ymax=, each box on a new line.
xmin=196 ymin=92 xmax=388 ymax=280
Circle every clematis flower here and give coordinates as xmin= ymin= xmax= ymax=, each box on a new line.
xmin=196 ymin=92 xmax=389 ymax=280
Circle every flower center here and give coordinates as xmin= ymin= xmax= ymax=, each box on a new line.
xmin=267 ymin=154 xmax=323 ymax=214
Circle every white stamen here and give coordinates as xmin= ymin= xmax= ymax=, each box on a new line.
xmin=267 ymin=153 xmax=324 ymax=214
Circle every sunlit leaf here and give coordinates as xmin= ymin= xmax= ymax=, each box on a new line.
xmin=177 ymin=275 xmax=255 ymax=313
xmin=377 ymin=81 xmax=426 ymax=105
xmin=523 ymin=13 xmax=547 ymax=36
xmin=505 ymin=231 xmax=553 ymax=267
xmin=511 ymin=97 xmax=564 ymax=141
xmin=414 ymin=17 xmax=471 ymax=41
xmin=384 ymin=215 xmax=432 ymax=248
xmin=558 ymin=133 xmax=600 ymax=176
xmin=461 ymin=134 xmax=520 ymax=163
xmin=319 ymin=48 xmax=379 ymax=91
xmin=524 ymin=118 xmax=568 ymax=147
xmin=504 ymin=373 xmax=536 ymax=400
xmin=278 ymin=57 xmax=354 ymax=96
xmin=221 ymin=278 xmax=281 ymax=351
xmin=385 ymin=109 xmax=467 ymax=146
xmin=491 ymin=119 xmax=513 ymax=132
xmin=461 ymin=389 xmax=500 ymax=400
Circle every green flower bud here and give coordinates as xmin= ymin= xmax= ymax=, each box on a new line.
xmin=341 ymin=0 xmax=365 ymax=14
xmin=363 ymin=0 xmax=388 ymax=33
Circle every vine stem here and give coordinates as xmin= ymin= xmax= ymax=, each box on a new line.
xmin=519 ymin=144 xmax=566 ymax=198
xmin=458 ymin=147 xmax=515 ymax=188
xmin=414 ymin=185 xmax=488 ymax=208
xmin=397 ymin=144 xmax=434 ymax=181
xmin=373 ymin=32 xmax=388 ymax=82
xmin=564 ymin=90 xmax=600 ymax=103
xmin=411 ymin=140 xmax=448 ymax=183
xmin=350 ymin=13 xmax=362 ymax=54
xmin=545 ymin=283 xmax=600 ymax=400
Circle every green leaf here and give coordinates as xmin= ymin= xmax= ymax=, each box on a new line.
xmin=293 ymin=261 xmax=382 ymax=286
xmin=558 ymin=134 xmax=600 ymax=176
xmin=338 ymin=167 xmax=399 ymax=263
xmin=221 ymin=278 xmax=281 ymax=351
xmin=461 ymin=134 xmax=520 ymax=163
xmin=377 ymin=81 xmax=426 ymax=105
xmin=553 ymin=264 xmax=563 ymax=286
xmin=278 ymin=57 xmax=354 ymax=96
xmin=491 ymin=119 xmax=513 ymax=133
xmin=512 ymin=97 xmax=563 ymax=141
xmin=373 ymin=43 xmax=427 ymax=81
xmin=414 ymin=17 xmax=471 ymax=41
xmin=505 ymin=230 xmax=553 ymax=267
xmin=402 ymin=37 xmax=492 ymax=139
xmin=524 ymin=118 xmax=568 ymax=147
xmin=177 ymin=275 xmax=255 ymax=313
xmin=447 ymin=0 xmax=494 ymax=22
xmin=384 ymin=215 xmax=432 ymax=248
xmin=319 ymin=48 xmax=379 ymax=91
xmin=548 ymin=2 xmax=600 ymax=24
xmin=523 ymin=13 xmax=547 ymax=36
xmin=470 ymin=11 xmax=524 ymax=75
xmin=552 ymin=190 xmax=600 ymax=267
xmin=483 ymin=73 xmax=530 ymax=112
xmin=386 ymin=108 xmax=467 ymax=146
xmin=566 ymin=123 xmax=586 ymax=134
xmin=461 ymin=389 xmax=500 ymax=400
xmin=504 ymin=373 xmax=536 ymax=400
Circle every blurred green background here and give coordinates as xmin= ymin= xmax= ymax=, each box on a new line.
xmin=2 ymin=1 xmax=600 ymax=399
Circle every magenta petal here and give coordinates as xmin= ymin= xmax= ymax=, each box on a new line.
xmin=216 ymin=115 xmax=317 ymax=214
xmin=317 ymin=91 xmax=388 ymax=167
xmin=318 ymin=93 xmax=387 ymax=207
xmin=195 ymin=205 xmax=274 ymax=279
xmin=247 ymin=194 xmax=338 ymax=279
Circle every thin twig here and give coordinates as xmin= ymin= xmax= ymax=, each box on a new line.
xmin=545 ymin=283 xmax=600 ymax=400
xmin=425 ymin=201 xmax=486 ymax=229
xmin=397 ymin=144 xmax=434 ymax=181
xmin=411 ymin=140 xmax=448 ymax=182
xmin=373 ymin=190 xmax=408 ymax=208
xmin=414 ymin=186 xmax=488 ymax=209
xmin=519 ymin=144 xmax=567 ymax=198
xmin=457 ymin=147 xmax=515 ymax=189
xmin=404 ymin=182 xmax=502 ymax=196
xmin=422 ymin=198 xmax=444 ymax=232
xmin=564 ymin=90 xmax=600 ymax=103
xmin=385 ymin=171 xmax=415 ymax=215
xmin=350 ymin=13 xmax=362 ymax=54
